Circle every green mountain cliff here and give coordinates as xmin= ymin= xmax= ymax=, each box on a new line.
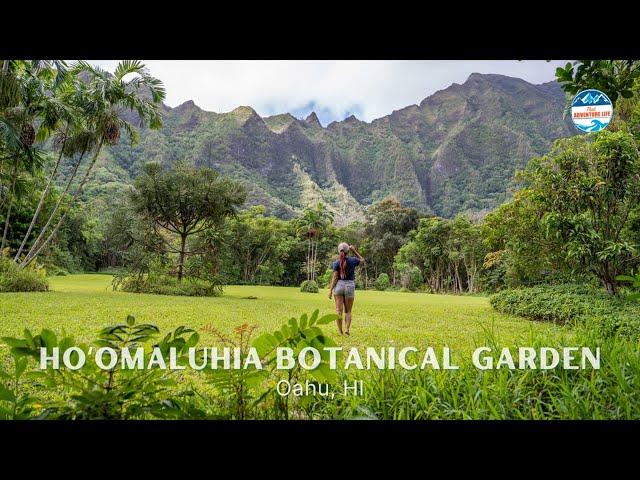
xmin=86 ymin=73 xmax=574 ymax=224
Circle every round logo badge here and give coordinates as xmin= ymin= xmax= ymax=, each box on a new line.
xmin=570 ymin=89 xmax=613 ymax=133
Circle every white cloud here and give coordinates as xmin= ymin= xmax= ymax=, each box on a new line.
xmin=86 ymin=60 xmax=569 ymax=125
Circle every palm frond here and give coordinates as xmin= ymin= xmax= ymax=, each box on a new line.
xmin=114 ymin=60 xmax=145 ymax=82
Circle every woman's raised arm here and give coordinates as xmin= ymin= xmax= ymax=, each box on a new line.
xmin=349 ymin=244 xmax=365 ymax=264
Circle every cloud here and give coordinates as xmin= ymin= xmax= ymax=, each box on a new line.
xmin=87 ymin=60 xmax=569 ymax=125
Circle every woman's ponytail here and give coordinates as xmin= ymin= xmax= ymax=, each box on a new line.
xmin=339 ymin=250 xmax=347 ymax=280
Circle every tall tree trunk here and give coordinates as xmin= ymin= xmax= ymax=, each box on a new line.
xmin=177 ymin=233 xmax=187 ymax=282
xmin=0 ymin=164 xmax=17 ymax=252
xmin=14 ymin=126 xmax=68 ymax=261
xmin=602 ymin=263 xmax=617 ymax=296
xmin=311 ymin=239 xmax=317 ymax=281
xmin=306 ymin=238 xmax=311 ymax=281
xmin=21 ymin=140 xmax=103 ymax=268
xmin=20 ymin=147 xmax=87 ymax=266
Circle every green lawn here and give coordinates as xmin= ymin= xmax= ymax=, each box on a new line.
xmin=0 ymin=274 xmax=572 ymax=361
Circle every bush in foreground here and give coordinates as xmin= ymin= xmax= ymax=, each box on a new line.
xmin=0 ymin=257 xmax=48 ymax=293
xmin=490 ymin=284 xmax=640 ymax=338
xmin=113 ymin=274 xmax=222 ymax=297
xmin=300 ymin=279 xmax=319 ymax=293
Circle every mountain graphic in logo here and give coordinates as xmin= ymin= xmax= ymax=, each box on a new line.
xmin=571 ymin=89 xmax=612 ymax=106
xmin=577 ymin=92 xmax=605 ymax=104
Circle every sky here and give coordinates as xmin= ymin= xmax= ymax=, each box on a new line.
xmin=89 ymin=60 xmax=569 ymax=126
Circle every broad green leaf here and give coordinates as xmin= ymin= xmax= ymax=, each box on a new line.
xmin=0 ymin=387 xmax=16 ymax=403
xmin=316 ymin=313 xmax=338 ymax=325
xmin=1 ymin=337 xmax=27 ymax=349
xmin=186 ymin=332 xmax=199 ymax=349
xmin=615 ymin=275 xmax=635 ymax=282
xmin=288 ymin=317 xmax=299 ymax=331
xmin=14 ymin=357 xmax=28 ymax=379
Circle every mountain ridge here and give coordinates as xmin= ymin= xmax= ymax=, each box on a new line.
xmin=90 ymin=73 xmax=574 ymax=225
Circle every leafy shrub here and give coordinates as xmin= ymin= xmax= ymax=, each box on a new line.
xmin=300 ymin=279 xmax=319 ymax=293
xmin=317 ymin=269 xmax=333 ymax=288
xmin=199 ymin=309 xmax=338 ymax=419
xmin=617 ymin=273 xmax=640 ymax=301
xmin=396 ymin=264 xmax=423 ymax=291
xmin=374 ymin=273 xmax=391 ymax=291
xmin=46 ymin=264 xmax=69 ymax=277
xmin=490 ymin=284 xmax=640 ymax=338
xmin=1 ymin=310 xmax=338 ymax=420
xmin=113 ymin=274 xmax=222 ymax=297
xmin=0 ymin=257 xmax=48 ymax=293
xmin=0 ymin=314 xmax=200 ymax=419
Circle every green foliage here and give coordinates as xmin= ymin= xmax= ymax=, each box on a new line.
xmin=523 ymin=131 xmax=640 ymax=294
xmin=201 ymin=310 xmax=339 ymax=419
xmin=318 ymin=268 xmax=333 ymax=288
xmin=0 ymin=254 xmax=48 ymax=292
xmin=0 ymin=309 xmax=339 ymax=420
xmin=396 ymin=214 xmax=485 ymax=293
xmin=394 ymin=263 xmax=423 ymax=291
xmin=0 ymin=314 xmax=198 ymax=419
xmin=490 ymin=284 xmax=640 ymax=338
xmin=480 ymin=188 xmax=579 ymax=290
xmin=296 ymin=202 xmax=334 ymax=283
xmin=362 ymin=197 xmax=419 ymax=284
xmin=300 ymin=279 xmax=319 ymax=293
xmin=308 ymin=325 xmax=640 ymax=419
xmin=556 ymin=60 xmax=640 ymax=104
xmin=249 ymin=309 xmax=339 ymax=419
xmin=120 ymin=160 xmax=246 ymax=293
xmin=616 ymin=272 xmax=640 ymax=300
xmin=115 ymin=273 xmax=222 ymax=297
xmin=0 ymin=353 xmax=39 ymax=419
xmin=374 ymin=273 xmax=390 ymax=291
xmin=217 ymin=206 xmax=296 ymax=285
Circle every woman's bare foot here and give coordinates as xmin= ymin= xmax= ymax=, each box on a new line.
xmin=345 ymin=331 xmax=350 ymax=336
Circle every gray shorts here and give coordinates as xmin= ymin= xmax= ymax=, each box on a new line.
xmin=334 ymin=280 xmax=355 ymax=298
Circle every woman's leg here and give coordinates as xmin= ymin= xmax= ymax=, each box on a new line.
xmin=344 ymin=296 xmax=354 ymax=334
xmin=334 ymin=294 xmax=344 ymax=335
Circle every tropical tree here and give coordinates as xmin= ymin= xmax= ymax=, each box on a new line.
xmin=524 ymin=131 xmax=640 ymax=295
xmin=481 ymin=188 xmax=565 ymax=289
xmin=129 ymin=161 xmax=246 ymax=282
xmin=362 ymin=197 xmax=419 ymax=283
xmin=0 ymin=61 xmax=67 ymax=252
xmin=17 ymin=60 xmax=166 ymax=267
xmin=296 ymin=202 xmax=334 ymax=282
xmin=220 ymin=206 xmax=296 ymax=284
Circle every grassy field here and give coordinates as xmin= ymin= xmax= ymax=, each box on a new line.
xmin=0 ymin=274 xmax=572 ymax=360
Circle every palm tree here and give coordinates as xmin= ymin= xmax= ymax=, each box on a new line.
xmin=1 ymin=60 xmax=53 ymax=252
xmin=11 ymin=62 xmax=75 ymax=261
xmin=297 ymin=202 xmax=334 ymax=282
xmin=19 ymin=60 xmax=165 ymax=267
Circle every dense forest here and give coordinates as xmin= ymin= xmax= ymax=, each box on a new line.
xmin=2 ymin=60 xmax=640 ymax=298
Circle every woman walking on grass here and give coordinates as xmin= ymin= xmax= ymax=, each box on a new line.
xmin=328 ymin=242 xmax=364 ymax=335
